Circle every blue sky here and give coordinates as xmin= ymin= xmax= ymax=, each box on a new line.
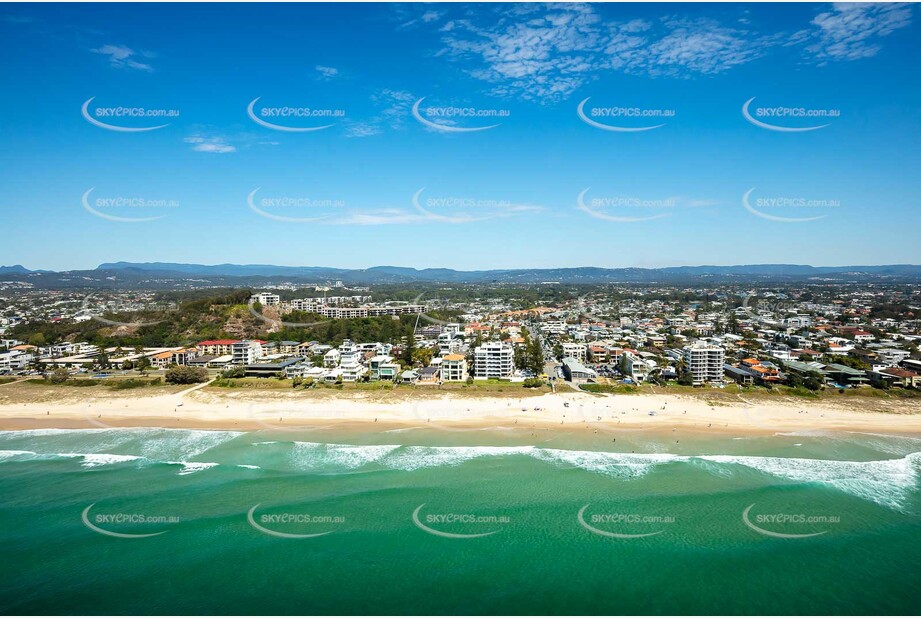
xmin=1 ymin=2 xmax=919 ymax=271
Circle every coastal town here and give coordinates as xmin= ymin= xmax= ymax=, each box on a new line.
xmin=2 ymin=282 xmax=919 ymax=395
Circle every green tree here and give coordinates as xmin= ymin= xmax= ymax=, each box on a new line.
xmin=412 ymin=347 xmax=433 ymax=368
xmin=402 ymin=329 xmax=416 ymax=366
xmin=165 ymin=365 xmax=209 ymax=384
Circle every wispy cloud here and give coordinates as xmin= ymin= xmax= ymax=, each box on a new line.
xmin=343 ymin=88 xmax=416 ymax=137
xmin=315 ymin=64 xmax=339 ymax=79
xmin=803 ymin=3 xmax=913 ymax=63
xmin=91 ymin=44 xmax=154 ymax=72
xmin=184 ymin=135 xmax=235 ymax=154
xmin=429 ymin=3 xmax=914 ymax=101
xmin=1 ymin=13 xmax=33 ymax=24
xmin=396 ymin=5 xmax=446 ymax=30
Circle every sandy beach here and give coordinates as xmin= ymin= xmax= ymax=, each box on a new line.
xmin=2 ymin=383 xmax=920 ymax=435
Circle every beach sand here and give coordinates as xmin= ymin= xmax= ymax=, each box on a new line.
xmin=2 ymin=384 xmax=920 ymax=435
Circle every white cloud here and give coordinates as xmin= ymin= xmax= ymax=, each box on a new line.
xmin=342 ymin=89 xmax=416 ymax=137
xmin=184 ymin=135 xmax=235 ymax=154
xmin=315 ymin=65 xmax=339 ymax=79
xmin=430 ymin=3 xmax=914 ymax=100
xmin=342 ymin=121 xmax=381 ymax=138
xmin=91 ymin=44 xmax=154 ymax=72
xmin=805 ymin=3 xmax=913 ymax=63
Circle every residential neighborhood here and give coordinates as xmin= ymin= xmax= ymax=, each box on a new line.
xmin=3 ymin=283 xmax=919 ymax=395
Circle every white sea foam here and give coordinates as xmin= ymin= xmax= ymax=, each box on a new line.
xmin=137 ymin=429 xmax=243 ymax=462
xmin=287 ymin=441 xmax=401 ymax=470
xmin=697 ymin=452 xmax=921 ymax=511
xmin=532 ymin=449 xmax=686 ymax=478
xmin=61 ymin=453 xmax=144 ymax=468
xmin=237 ymin=464 xmax=260 ymax=469
xmin=169 ymin=461 xmax=220 ymax=475
xmin=0 ymin=449 xmax=37 ymax=460
xmin=383 ymin=445 xmax=535 ymax=471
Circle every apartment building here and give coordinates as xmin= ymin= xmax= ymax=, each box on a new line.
xmin=562 ymin=342 xmax=587 ymax=362
xmin=619 ymin=351 xmax=649 ymax=382
xmin=440 ymin=353 xmax=467 ymax=382
xmin=251 ymin=292 xmax=280 ymax=306
xmin=198 ymin=339 xmax=240 ymax=356
xmin=231 ymin=340 xmax=263 ymax=365
xmin=683 ymin=342 xmax=725 ymax=385
xmin=473 ymin=342 xmax=514 ymax=379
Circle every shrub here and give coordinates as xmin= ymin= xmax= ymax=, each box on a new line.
xmin=49 ymin=368 xmax=70 ymax=384
xmin=221 ymin=366 xmax=246 ymax=379
xmin=165 ymin=365 xmax=209 ymax=385
xmin=523 ymin=377 xmax=544 ymax=388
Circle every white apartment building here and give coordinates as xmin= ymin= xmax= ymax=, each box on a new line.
xmin=324 ymin=349 xmax=341 ymax=368
xmin=473 ymin=342 xmax=514 ymax=379
xmin=251 ymin=292 xmax=280 ymax=306
xmin=877 ymin=348 xmax=911 ymax=366
xmin=440 ymin=354 xmax=467 ymax=382
xmin=683 ymin=342 xmax=725 ymax=385
xmin=231 ymin=340 xmax=263 ymax=365
xmin=0 ymin=350 xmax=31 ymax=372
xmin=562 ymin=342 xmax=587 ymax=362
xmin=619 ymin=352 xmax=649 ymax=382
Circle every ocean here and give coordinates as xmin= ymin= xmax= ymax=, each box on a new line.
xmin=1 ymin=425 xmax=919 ymax=615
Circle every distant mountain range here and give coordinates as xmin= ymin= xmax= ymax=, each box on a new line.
xmin=2 ymin=261 xmax=921 ymax=288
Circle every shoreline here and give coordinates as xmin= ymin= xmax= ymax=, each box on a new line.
xmin=3 ymin=387 xmax=921 ymax=435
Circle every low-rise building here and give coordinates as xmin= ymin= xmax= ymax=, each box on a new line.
xmin=440 ymin=354 xmax=467 ymax=382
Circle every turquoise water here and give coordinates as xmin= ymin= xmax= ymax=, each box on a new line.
xmin=1 ymin=426 xmax=919 ymax=615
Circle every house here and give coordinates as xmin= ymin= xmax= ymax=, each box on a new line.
xmin=340 ymin=360 xmax=367 ymax=382
xmin=824 ymin=363 xmax=869 ymax=387
xmin=562 ymin=357 xmax=597 ymax=383
xmin=368 ymin=355 xmax=397 ymax=381
xmin=244 ymin=358 xmax=303 ymax=378
xmin=417 ymin=366 xmax=440 ymax=384
xmin=323 ymin=349 xmax=341 ymax=368
xmin=724 ymin=364 xmax=755 ymax=385
xmin=870 ymin=367 xmax=920 ymax=388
